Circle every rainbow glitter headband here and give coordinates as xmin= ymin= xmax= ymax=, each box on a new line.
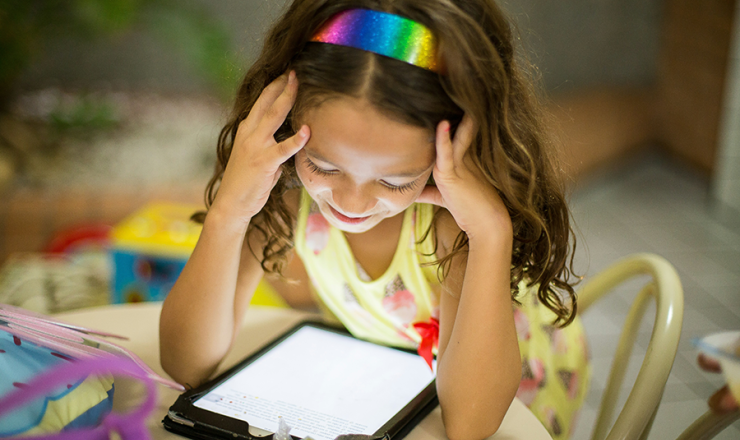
xmin=310 ymin=9 xmax=439 ymax=72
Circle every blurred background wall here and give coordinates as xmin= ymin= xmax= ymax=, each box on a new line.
xmin=6 ymin=1 xmax=736 ymax=176
xmin=0 ymin=0 xmax=738 ymax=264
xmin=7 ymin=0 xmax=282 ymax=97
xmin=10 ymin=0 xmax=664 ymax=94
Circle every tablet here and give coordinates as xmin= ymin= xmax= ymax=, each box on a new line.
xmin=163 ymin=321 xmax=438 ymax=440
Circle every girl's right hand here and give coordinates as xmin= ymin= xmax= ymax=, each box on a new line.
xmin=212 ymin=71 xmax=310 ymax=225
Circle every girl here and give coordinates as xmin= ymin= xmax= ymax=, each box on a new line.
xmin=159 ymin=1 xmax=590 ymax=439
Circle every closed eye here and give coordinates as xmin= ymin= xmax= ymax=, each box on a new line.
xmin=381 ymin=179 xmax=419 ymax=194
xmin=304 ymin=155 xmax=420 ymax=194
xmin=303 ymin=156 xmax=337 ymax=176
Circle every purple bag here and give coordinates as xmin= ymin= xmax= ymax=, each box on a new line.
xmin=0 ymin=304 xmax=184 ymax=439
xmin=0 ymin=357 xmax=156 ymax=440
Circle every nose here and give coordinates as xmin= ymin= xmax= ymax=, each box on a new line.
xmin=331 ymin=182 xmax=376 ymax=216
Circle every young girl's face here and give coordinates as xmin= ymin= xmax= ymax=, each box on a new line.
xmin=295 ymin=97 xmax=435 ymax=234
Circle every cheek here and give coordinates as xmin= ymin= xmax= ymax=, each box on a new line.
xmin=294 ymin=156 xmax=315 ymax=185
xmin=379 ymin=170 xmax=432 ymax=211
xmin=295 ymin=164 xmax=311 ymax=185
xmin=381 ymin=187 xmax=425 ymax=213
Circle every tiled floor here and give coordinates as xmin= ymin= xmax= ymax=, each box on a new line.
xmin=568 ymin=152 xmax=740 ymax=439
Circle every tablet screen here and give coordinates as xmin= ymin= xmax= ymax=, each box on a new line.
xmin=192 ymin=326 xmax=436 ymax=440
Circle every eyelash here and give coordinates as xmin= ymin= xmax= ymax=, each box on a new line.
xmin=303 ymin=157 xmax=419 ymax=194
xmin=304 ymin=157 xmax=336 ymax=177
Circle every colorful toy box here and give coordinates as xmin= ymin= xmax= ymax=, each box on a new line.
xmin=110 ymin=202 xmax=285 ymax=307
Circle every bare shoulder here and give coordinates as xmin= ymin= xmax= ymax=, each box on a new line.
xmin=263 ymin=187 xmax=315 ymax=309
xmin=431 ymin=207 xmax=467 ymax=298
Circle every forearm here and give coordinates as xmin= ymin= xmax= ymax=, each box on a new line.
xmin=159 ymin=209 xmax=263 ymax=387
xmin=436 ymin=237 xmax=521 ymax=440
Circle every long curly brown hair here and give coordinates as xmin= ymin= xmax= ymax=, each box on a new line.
xmin=195 ymin=0 xmax=580 ymax=326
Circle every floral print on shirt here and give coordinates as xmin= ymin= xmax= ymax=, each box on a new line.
xmin=305 ymin=209 xmax=330 ymax=255
xmin=513 ymin=291 xmax=591 ymax=440
xmin=382 ymin=276 xmax=418 ymax=327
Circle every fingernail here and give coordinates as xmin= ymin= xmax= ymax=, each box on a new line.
xmin=288 ymin=71 xmax=296 ymax=85
xmin=298 ymin=126 xmax=307 ymax=138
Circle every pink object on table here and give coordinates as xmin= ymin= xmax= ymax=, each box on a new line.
xmin=0 ymin=356 xmax=157 ymax=440
xmin=0 ymin=303 xmax=183 ymax=391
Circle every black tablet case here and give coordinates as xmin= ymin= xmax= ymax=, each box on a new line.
xmin=162 ymin=321 xmax=439 ymax=440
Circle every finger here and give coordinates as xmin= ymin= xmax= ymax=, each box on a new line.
xmin=415 ymin=185 xmax=446 ymax=208
xmin=708 ymin=385 xmax=739 ymax=413
xmin=241 ymin=73 xmax=290 ymax=135
xmin=271 ymin=168 xmax=283 ymax=188
xmin=698 ymin=353 xmax=723 ymax=373
xmin=435 ymin=121 xmax=455 ymax=175
xmin=452 ymin=114 xmax=476 ymax=164
xmin=256 ymin=70 xmax=299 ymax=140
xmin=271 ymin=125 xmax=310 ymax=164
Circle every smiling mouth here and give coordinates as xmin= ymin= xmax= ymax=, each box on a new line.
xmin=329 ymin=205 xmax=371 ymax=225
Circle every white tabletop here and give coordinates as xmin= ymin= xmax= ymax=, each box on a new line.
xmin=56 ymin=302 xmax=552 ymax=440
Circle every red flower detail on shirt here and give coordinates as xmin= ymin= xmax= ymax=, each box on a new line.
xmin=306 ymin=213 xmax=330 ymax=255
xmin=382 ymin=289 xmax=417 ymax=326
xmin=412 ymin=317 xmax=439 ymax=371
xmin=517 ymin=357 xmax=546 ymax=406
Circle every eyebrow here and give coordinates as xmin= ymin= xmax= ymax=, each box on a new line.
xmin=305 ymin=149 xmax=433 ymax=178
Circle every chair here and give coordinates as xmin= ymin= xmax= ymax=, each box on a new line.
xmin=675 ymin=410 xmax=739 ymax=440
xmin=578 ymin=252 xmax=684 ymax=440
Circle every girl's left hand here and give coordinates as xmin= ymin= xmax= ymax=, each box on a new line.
xmin=416 ymin=115 xmax=512 ymax=244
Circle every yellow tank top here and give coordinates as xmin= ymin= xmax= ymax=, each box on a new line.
xmin=294 ymin=190 xmax=441 ymax=349
xmin=293 ymin=191 xmax=591 ymax=440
